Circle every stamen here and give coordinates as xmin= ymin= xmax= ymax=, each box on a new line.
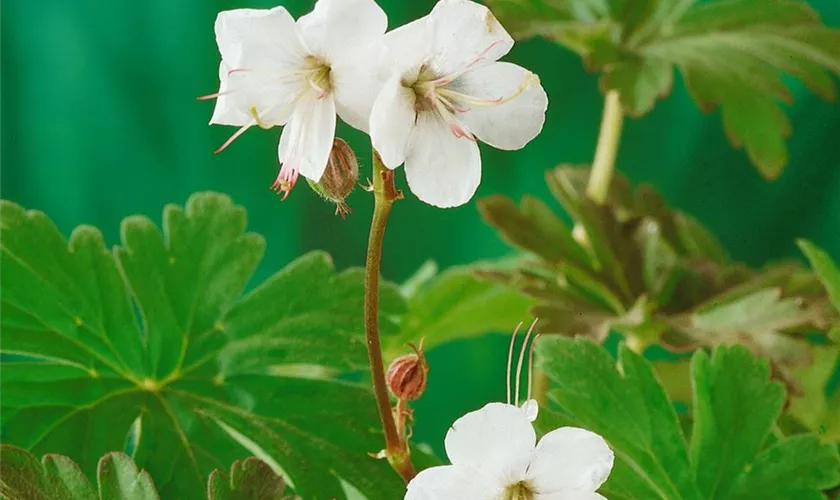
xmin=214 ymin=124 xmax=252 ymax=154
xmin=428 ymin=39 xmax=508 ymax=87
xmin=227 ymin=68 xmax=252 ymax=76
xmin=430 ymin=97 xmax=476 ymax=141
xmin=527 ymin=333 xmax=540 ymax=401
xmin=436 ymin=93 xmax=470 ymax=113
xmin=197 ymin=90 xmax=232 ymax=101
xmin=506 ymin=322 xmax=523 ymax=405
xmin=436 ymin=72 xmax=538 ymax=109
xmin=249 ymin=106 xmax=272 ymax=130
xmin=270 ymin=161 xmax=300 ymax=200
xmin=514 ymin=318 xmax=538 ymax=406
xmin=308 ymin=78 xmax=328 ymax=99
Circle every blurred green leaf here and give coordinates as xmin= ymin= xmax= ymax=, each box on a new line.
xmin=788 ymin=346 xmax=840 ymax=443
xmin=0 ymin=445 xmax=158 ymax=500
xmin=687 ymin=288 xmax=819 ymax=365
xmin=480 ymin=166 xmax=835 ymax=374
xmin=385 ymin=264 xmax=534 ymax=358
xmin=538 ymin=339 xmax=840 ymax=499
xmin=0 ymin=193 xmax=410 ymax=500
xmin=490 ymin=0 xmax=840 ymax=177
xmin=798 ymin=239 xmax=840 ymax=314
xmin=207 ymin=457 xmax=286 ymax=500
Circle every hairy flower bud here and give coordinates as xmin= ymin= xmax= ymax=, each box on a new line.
xmin=386 ymin=340 xmax=428 ymax=401
xmin=306 ymin=138 xmax=359 ymax=218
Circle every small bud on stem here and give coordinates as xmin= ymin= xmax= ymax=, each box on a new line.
xmin=306 ymin=138 xmax=359 ymax=218
xmin=386 ymin=339 xmax=429 ymax=402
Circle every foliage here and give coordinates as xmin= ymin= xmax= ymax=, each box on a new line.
xmin=488 ymin=0 xmax=840 ymax=178
xmin=478 ymin=166 xmax=838 ymax=406
xmin=536 ymin=339 xmax=840 ymax=499
xmin=0 ymin=445 xmax=286 ymax=500
xmin=0 ymin=192 xmax=415 ymax=499
xmin=384 ymin=261 xmax=534 ymax=359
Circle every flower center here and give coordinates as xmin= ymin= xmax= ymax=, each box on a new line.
xmin=504 ymin=481 xmax=535 ymax=500
xmin=409 ymin=63 xmax=537 ymax=141
xmin=303 ymin=56 xmax=332 ymax=98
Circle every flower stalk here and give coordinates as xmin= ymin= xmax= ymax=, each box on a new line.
xmin=586 ymin=90 xmax=624 ymax=205
xmin=363 ymin=150 xmax=415 ymax=482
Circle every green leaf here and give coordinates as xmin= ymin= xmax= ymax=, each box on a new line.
xmin=207 ymin=457 xmax=286 ymax=500
xmin=538 ymin=338 xmax=703 ymax=500
xmin=730 ymin=434 xmax=840 ymax=499
xmin=601 ymin=58 xmax=673 ymax=116
xmin=798 ymin=239 xmax=840 ymax=314
xmin=538 ymin=339 xmax=840 ymax=499
xmin=0 ymin=193 xmax=409 ymax=499
xmin=788 ymin=346 xmax=840 ymax=443
xmin=97 ymin=453 xmax=160 ymax=500
xmin=689 ymin=346 xmax=785 ymax=498
xmin=492 ymin=0 xmax=840 ymax=177
xmin=384 ymin=264 xmax=534 ymax=358
xmin=1 ymin=446 xmax=291 ymax=500
xmin=478 ymin=194 xmax=592 ymax=269
xmin=479 ymin=167 xmax=834 ymax=371
xmin=689 ymin=288 xmax=818 ymax=365
xmin=0 ymin=445 xmax=158 ymax=500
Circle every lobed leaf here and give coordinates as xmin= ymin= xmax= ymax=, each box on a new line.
xmin=0 ymin=446 xmax=289 ymax=500
xmin=490 ymin=0 xmax=840 ymax=177
xmin=0 ymin=193 xmax=410 ymax=499
xmin=538 ymin=339 xmax=840 ymax=499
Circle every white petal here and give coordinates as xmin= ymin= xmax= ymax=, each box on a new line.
xmin=526 ymin=427 xmax=614 ymax=495
xmin=428 ymin=0 xmax=514 ymax=76
xmin=210 ymin=62 xmax=250 ymax=126
xmin=453 ymin=62 xmax=548 ymax=150
xmin=370 ymin=76 xmax=417 ymax=168
xmin=212 ymin=8 xmax=308 ymax=127
xmin=278 ymin=94 xmax=336 ymax=181
xmin=382 ymin=17 xmax=435 ymax=78
xmin=405 ymin=465 xmax=504 ymax=500
xmin=297 ymin=0 xmax=387 ymax=62
xmin=215 ymin=7 xmax=307 ymax=69
xmin=331 ymin=43 xmax=387 ymax=132
xmin=404 ymin=112 xmax=481 ymax=208
xmin=444 ymin=403 xmax=535 ymax=484
xmin=535 ymin=493 xmax=608 ymax=500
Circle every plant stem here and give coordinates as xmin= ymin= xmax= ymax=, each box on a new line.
xmin=364 ymin=151 xmax=415 ymax=483
xmin=586 ymin=90 xmax=624 ymax=204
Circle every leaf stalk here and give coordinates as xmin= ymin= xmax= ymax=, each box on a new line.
xmin=587 ymin=90 xmax=625 ymax=204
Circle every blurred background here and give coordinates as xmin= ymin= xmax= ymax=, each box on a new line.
xmin=2 ymin=0 xmax=839 ymax=453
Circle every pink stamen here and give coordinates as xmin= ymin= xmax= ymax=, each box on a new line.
xmin=214 ymin=124 xmax=251 ymax=154
xmin=449 ymin=122 xmax=476 ymax=141
xmin=228 ymin=68 xmax=251 ymax=76
xmin=308 ymin=79 xmax=328 ymax=99
xmin=437 ymin=94 xmax=470 ymax=113
xmin=270 ymin=162 xmax=300 ymax=201
xmin=197 ymin=90 xmax=232 ymax=101
xmin=429 ymin=39 xmax=508 ymax=87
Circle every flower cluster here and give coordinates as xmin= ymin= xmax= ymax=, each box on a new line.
xmin=204 ymin=0 xmax=547 ymax=208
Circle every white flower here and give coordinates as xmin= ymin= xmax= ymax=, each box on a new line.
xmin=205 ymin=0 xmax=386 ymax=198
xmin=405 ymin=402 xmax=614 ymax=500
xmin=370 ymin=0 xmax=548 ymax=208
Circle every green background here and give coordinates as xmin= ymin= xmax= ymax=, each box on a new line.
xmin=3 ymin=0 xmax=839 ymax=453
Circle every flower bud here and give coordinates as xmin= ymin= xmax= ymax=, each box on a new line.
xmin=306 ymin=138 xmax=359 ymax=218
xmin=386 ymin=340 xmax=428 ymax=401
